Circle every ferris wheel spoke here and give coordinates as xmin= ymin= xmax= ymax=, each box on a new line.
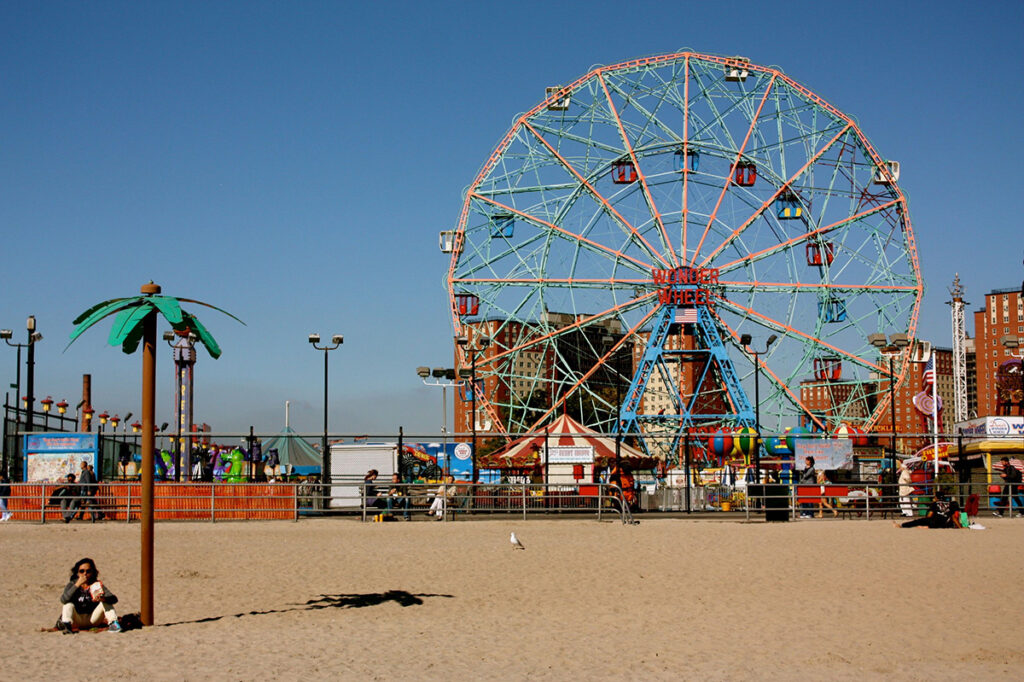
xmin=469 ymin=191 xmax=654 ymax=273
xmin=716 ymin=199 xmax=900 ymax=273
xmin=697 ymin=122 xmax=854 ymax=268
xmin=523 ymin=305 xmax=661 ymax=433
xmin=712 ymin=311 xmax=827 ymax=430
xmin=716 ymin=296 xmax=884 ymax=374
xmin=690 ymin=75 xmax=777 ymax=266
xmin=521 ymin=120 xmax=672 ymax=268
xmin=597 ymin=72 xmax=679 ymax=267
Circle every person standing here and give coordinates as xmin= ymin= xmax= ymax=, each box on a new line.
xmin=798 ymin=456 xmax=816 ymax=518
xmin=994 ymin=457 xmax=1023 ymax=518
xmin=898 ymin=461 xmax=915 ymax=517
xmin=76 ymin=460 xmax=102 ymax=522
xmin=0 ymin=474 xmax=11 ymax=522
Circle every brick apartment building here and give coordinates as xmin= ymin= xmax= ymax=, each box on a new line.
xmin=972 ymin=286 xmax=1024 ymax=416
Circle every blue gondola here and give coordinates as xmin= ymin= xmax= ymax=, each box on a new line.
xmin=674 ymin=148 xmax=700 ymax=172
xmin=776 ymin=192 xmax=802 ymax=219
xmin=818 ymin=298 xmax=846 ymax=323
xmin=490 ymin=214 xmax=514 ymax=238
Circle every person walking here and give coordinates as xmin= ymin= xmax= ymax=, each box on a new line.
xmin=994 ymin=457 xmax=1023 ymax=518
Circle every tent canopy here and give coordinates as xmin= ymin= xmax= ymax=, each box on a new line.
xmin=479 ymin=414 xmax=658 ymax=469
xmin=261 ymin=425 xmax=321 ymax=472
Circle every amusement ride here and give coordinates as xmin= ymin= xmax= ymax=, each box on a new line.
xmin=442 ymin=51 xmax=923 ymax=462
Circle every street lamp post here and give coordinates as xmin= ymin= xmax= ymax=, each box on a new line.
xmin=416 ymin=367 xmax=459 ymax=477
xmin=740 ymin=333 xmax=777 ymax=483
xmin=309 ymin=333 xmax=343 ymax=497
xmin=1 ymin=318 xmax=42 ymax=480
xmin=456 ymin=334 xmax=490 ymax=484
xmin=869 ymin=333 xmax=910 ymax=482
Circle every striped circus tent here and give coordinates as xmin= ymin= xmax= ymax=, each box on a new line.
xmin=478 ymin=413 xmax=654 ymax=469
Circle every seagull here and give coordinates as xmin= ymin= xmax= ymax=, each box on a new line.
xmin=510 ymin=531 xmax=525 ymax=550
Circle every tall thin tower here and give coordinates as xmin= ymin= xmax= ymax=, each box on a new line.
xmin=948 ymin=274 xmax=968 ymax=425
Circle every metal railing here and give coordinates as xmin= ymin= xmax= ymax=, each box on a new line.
xmin=1 ymin=478 xmax=1018 ymax=525
xmin=0 ymin=481 xmax=636 ymax=524
xmin=350 ymin=482 xmax=634 ymax=524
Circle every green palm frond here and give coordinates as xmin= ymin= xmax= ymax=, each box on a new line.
xmin=149 ymin=296 xmax=184 ymax=326
xmin=175 ymin=297 xmax=245 ymax=325
xmin=68 ymin=298 xmax=140 ymax=348
xmin=70 ymin=286 xmax=241 ymax=357
xmin=72 ymin=297 xmax=132 ymax=326
xmin=108 ymin=303 xmax=153 ymax=347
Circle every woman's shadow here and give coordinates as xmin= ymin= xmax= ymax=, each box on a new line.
xmin=157 ymin=590 xmax=453 ymax=627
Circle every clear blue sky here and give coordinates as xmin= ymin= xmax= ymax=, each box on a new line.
xmin=1 ymin=0 xmax=1021 ymax=438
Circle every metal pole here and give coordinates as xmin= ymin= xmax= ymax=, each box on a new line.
xmin=889 ymin=355 xmax=897 ymax=484
xmin=471 ymin=353 xmax=477 ymax=484
xmin=441 ymin=383 xmax=448 ymax=478
xmin=753 ymin=352 xmax=761 ymax=483
xmin=322 ymin=347 xmax=330 ymax=493
xmin=24 ymin=322 xmax=36 ymax=477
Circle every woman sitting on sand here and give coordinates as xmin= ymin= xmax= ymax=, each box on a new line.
xmin=57 ymin=558 xmax=122 ymax=633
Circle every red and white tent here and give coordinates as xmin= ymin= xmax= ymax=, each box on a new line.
xmin=478 ymin=413 xmax=656 ymax=469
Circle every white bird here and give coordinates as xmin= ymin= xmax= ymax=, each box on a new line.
xmin=510 ymin=531 xmax=525 ymax=550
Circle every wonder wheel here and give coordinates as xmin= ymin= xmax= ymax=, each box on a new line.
xmin=443 ymin=51 xmax=922 ymax=459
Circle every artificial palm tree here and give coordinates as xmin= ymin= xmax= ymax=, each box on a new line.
xmin=69 ymin=282 xmax=241 ymax=625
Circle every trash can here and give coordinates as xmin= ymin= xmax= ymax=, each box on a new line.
xmin=749 ymin=484 xmax=789 ymax=521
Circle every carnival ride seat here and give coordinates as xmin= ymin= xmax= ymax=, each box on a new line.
xmin=674 ymin=148 xmax=699 ymax=172
xmin=733 ymin=161 xmax=756 ymax=187
xmin=776 ymin=192 xmax=802 ymax=219
xmin=612 ymin=160 xmax=637 ymax=184
xmin=490 ymin=214 xmax=514 ymax=238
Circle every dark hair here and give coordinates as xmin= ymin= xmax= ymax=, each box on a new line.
xmin=805 ymin=456 xmax=815 ymax=466
xmin=70 ymin=557 xmax=98 ymax=582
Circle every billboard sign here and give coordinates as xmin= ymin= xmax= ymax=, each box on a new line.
xmin=23 ymin=433 xmax=99 ymax=482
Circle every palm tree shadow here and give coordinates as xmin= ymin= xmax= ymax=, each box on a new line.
xmin=158 ymin=591 xmax=453 ymax=628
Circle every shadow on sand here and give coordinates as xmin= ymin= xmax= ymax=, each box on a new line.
xmin=157 ymin=590 xmax=453 ymax=627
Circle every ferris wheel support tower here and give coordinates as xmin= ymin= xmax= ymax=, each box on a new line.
xmin=948 ymin=274 xmax=968 ymax=425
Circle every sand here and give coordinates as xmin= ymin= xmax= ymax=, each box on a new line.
xmin=2 ymin=516 xmax=1023 ymax=680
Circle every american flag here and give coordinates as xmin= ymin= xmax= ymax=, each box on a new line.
xmin=921 ymin=353 xmax=935 ymax=389
xmin=675 ymin=308 xmax=698 ymax=324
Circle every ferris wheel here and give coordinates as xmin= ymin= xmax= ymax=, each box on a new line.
xmin=443 ymin=51 xmax=922 ymax=458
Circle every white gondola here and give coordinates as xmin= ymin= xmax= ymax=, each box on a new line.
xmin=872 ymin=160 xmax=901 ymax=185
xmin=545 ymin=86 xmax=571 ymax=111
xmin=724 ymin=56 xmax=750 ymax=82
xmin=439 ymin=230 xmax=458 ymax=254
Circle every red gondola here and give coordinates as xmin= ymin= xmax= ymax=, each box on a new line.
xmin=733 ymin=161 xmax=756 ymax=187
xmin=612 ymin=160 xmax=638 ymax=184
xmin=455 ymin=293 xmax=480 ymax=316
xmin=806 ymin=241 xmax=835 ymax=266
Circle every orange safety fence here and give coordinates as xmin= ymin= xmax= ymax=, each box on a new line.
xmin=4 ymin=483 xmax=296 ymax=522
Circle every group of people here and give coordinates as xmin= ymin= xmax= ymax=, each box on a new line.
xmin=50 ymin=461 xmax=103 ymax=523
xmin=362 ymin=470 xmax=458 ymax=521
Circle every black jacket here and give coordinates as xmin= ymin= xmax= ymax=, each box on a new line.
xmin=60 ymin=581 xmax=118 ymax=614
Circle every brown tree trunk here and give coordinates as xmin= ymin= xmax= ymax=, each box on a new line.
xmin=140 ymin=309 xmax=156 ymax=625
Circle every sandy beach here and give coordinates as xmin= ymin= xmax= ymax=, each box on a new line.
xmin=3 ymin=516 xmax=1023 ymax=680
